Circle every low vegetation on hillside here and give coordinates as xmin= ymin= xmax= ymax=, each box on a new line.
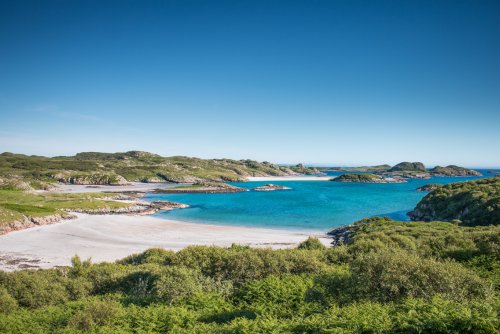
xmin=0 ymin=189 xmax=130 ymax=233
xmin=409 ymin=177 xmax=500 ymax=226
xmin=0 ymin=217 xmax=497 ymax=333
xmin=0 ymin=151 xmax=301 ymax=187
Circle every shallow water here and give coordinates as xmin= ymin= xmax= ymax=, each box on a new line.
xmin=147 ymin=170 xmax=496 ymax=232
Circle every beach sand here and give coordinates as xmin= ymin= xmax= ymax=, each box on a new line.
xmin=40 ymin=182 xmax=181 ymax=194
xmin=0 ymin=214 xmax=330 ymax=271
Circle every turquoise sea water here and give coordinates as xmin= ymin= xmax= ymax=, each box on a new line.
xmin=146 ymin=170 xmax=497 ymax=232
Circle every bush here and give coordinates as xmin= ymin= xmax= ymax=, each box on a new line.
xmin=348 ymin=250 xmax=490 ymax=302
xmin=0 ymin=287 xmax=18 ymax=314
xmin=298 ymin=237 xmax=326 ymax=250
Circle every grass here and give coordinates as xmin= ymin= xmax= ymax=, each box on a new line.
xmin=0 ymin=190 xmax=130 ymax=226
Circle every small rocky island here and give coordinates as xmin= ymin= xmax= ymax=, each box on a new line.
xmin=154 ymin=181 xmax=247 ymax=194
xmin=252 ymin=184 xmax=292 ymax=191
xmin=331 ymin=173 xmax=406 ymax=183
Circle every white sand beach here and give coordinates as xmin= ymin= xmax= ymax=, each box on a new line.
xmin=40 ymin=182 xmax=180 ymax=194
xmin=247 ymin=176 xmax=332 ymax=181
xmin=0 ymin=214 xmax=330 ymax=271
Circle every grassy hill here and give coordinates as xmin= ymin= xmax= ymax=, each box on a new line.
xmin=409 ymin=177 xmax=500 ymax=226
xmin=0 ymin=151 xmax=301 ymax=188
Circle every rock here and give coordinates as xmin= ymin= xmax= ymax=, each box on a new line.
xmin=332 ymin=173 xmax=406 ymax=183
xmin=327 ymin=225 xmax=354 ymax=246
xmin=67 ymin=200 xmax=189 ymax=216
xmin=155 ymin=182 xmax=247 ymax=194
xmin=0 ymin=213 xmax=76 ymax=235
xmin=252 ymin=184 xmax=292 ymax=191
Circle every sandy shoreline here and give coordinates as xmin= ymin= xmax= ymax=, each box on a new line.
xmin=0 ymin=213 xmax=330 ymax=271
xmin=247 ymin=176 xmax=332 ymax=181
xmin=39 ymin=182 xmax=181 ymax=193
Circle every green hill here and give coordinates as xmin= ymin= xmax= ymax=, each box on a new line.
xmin=409 ymin=177 xmax=500 ymax=226
xmin=0 ymin=151 xmax=300 ymax=188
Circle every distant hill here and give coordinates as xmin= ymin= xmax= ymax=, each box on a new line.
xmin=389 ymin=162 xmax=426 ymax=172
xmin=408 ymin=177 xmax=500 ymax=226
xmin=430 ymin=165 xmax=482 ymax=176
xmin=0 ymin=151 xmax=302 ymax=188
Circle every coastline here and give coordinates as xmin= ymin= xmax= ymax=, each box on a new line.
xmin=0 ymin=213 xmax=331 ymax=271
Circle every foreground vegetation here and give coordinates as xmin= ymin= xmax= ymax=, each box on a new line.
xmin=410 ymin=177 xmax=500 ymax=226
xmin=0 ymin=217 xmax=498 ymax=333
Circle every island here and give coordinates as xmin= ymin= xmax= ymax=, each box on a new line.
xmin=331 ymin=173 xmax=406 ymax=183
xmin=154 ymin=181 xmax=247 ymax=194
xmin=326 ymin=162 xmax=481 ymax=179
xmin=251 ymin=184 xmax=292 ymax=191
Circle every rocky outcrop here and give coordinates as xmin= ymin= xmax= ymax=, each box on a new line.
xmin=332 ymin=174 xmax=406 ymax=183
xmin=0 ymin=213 xmax=76 ymax=235
xmin=327 ymin=225 xmax=354 ymax=246
xmin=155 ymin=182 xmax=247 ymax=194
xmin=68 ymin=200 xmax=189 ymax=216
xmin=53 ymin=173 xmax=129 ymax=186
xmin=252 ymin=184 xmax=292 ymax=191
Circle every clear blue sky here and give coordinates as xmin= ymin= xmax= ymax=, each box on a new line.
xmin=1 ymin=0 xmax=499 ymax=167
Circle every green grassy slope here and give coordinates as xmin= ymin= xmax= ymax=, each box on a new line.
xmin=409 ymin=177 xmax=500 ymax=226
xmin=0 ymin=151 xmax=299 ymax=187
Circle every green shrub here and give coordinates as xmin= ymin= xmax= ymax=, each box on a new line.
xmin=298 ymin=237 xmax=327 ymax=250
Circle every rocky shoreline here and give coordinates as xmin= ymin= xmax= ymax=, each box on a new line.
xmin=0 ymin=212 xmax=76 ymax=235
xmin=0 ymin=192 xmax=190 ymax=235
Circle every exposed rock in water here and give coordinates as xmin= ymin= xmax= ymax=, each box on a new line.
xmin=332 ymin=173 xmax=406 ymax=183
xmin=154 ymin=182 xmax=247 ymax=194
xmin=252 ymin=184 xmax=292 ymax=191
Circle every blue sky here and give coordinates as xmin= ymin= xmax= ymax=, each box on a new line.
xmin=0 ymin=0 xmax=499 ymax=167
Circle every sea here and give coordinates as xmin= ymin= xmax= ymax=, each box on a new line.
xmin=146 ymin=169 xmax=497 ymax=232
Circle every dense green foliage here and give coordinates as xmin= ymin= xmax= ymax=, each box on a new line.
xmin=0 ymin=151 xmax=300 ymax=187
xmin=410 ymin=177 xmax=500 ymax=226
xmin=1 ymin=218 xmax=498 ymax=333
